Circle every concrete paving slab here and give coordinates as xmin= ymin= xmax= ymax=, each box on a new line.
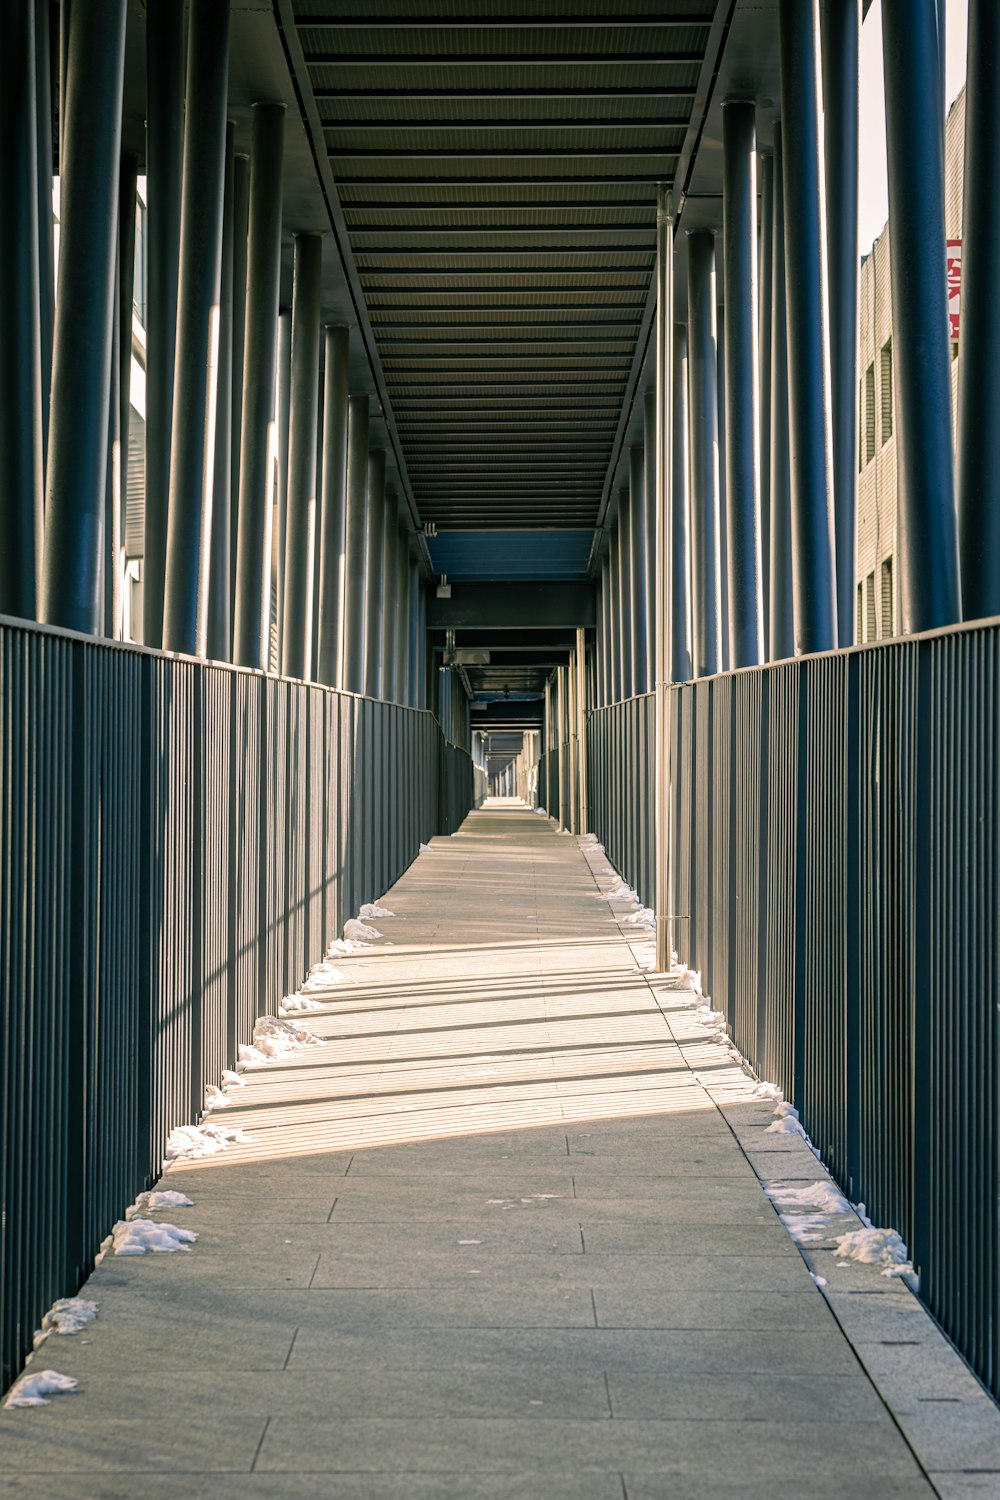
xmin=0 ymin=806 xmax=979 ymax=1495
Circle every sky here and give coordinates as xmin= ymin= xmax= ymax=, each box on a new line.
xmin=857 ymin=0 xmax=969 ymax=258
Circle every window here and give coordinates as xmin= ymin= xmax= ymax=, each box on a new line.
xmin=865 ymin=362 xmax=876 ymax=463
xmin=880 ymin=340 xmax=893 ymax=443
xmin=881 ymin=556 xmax=894 ymax=638
xmin=866 ymin=570 xmax=877 ymax=643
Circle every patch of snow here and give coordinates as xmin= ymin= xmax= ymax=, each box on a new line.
xmin=222 ymin=1069 xmax=246 ymax=1088
xmin=33 ymin=1299 xmax=98 ymax=1348
xmin=834 ymin=1226 xmax=914 ymax=1277
xmin=302 ymin=959 xmax=348 ymax=992
xmin=344 ymin=918 xmax=382 ymax=941
xmin=672 ymin=964 xmax=703 ymax=994
xmin=766 ymin=1182 xmax=851 ymax=1215
xmin=5 ymin=1370 xmax=78 ymax=1408
xmin=419 ymin=841 xmax=433 ymax=850
xmin=203 ymin=1084 xmax=229 ymax=1112
xmin=112 ymin=1218 xmax=197 ymax=1256
xmin=753 ymin=1081 xmax=783 ymax=1102
xmin=621 ymin=906 xmax=656 ymax=929
xmin=360 ymin=903 xmax=394 ymax=919
xmin=127 ymin=1190 xmax=194 ymax=1220
xmin=281 ymin=993 xmax=327 ymax=1014
xmin=238 ymin=1014 xmax=323 ymax=1065
xmin=534 ymin=808 xmax=547 ymax=815
xmin=327 ymin=936 xmax=370 ymax=956
xmin=165 ymin=1121 xmax=248 ymax=1162
xmin=766 ymin=1114 xmax=809 ymax=1137
xmin=811 ymin=1274 xmax=828 ymax=1288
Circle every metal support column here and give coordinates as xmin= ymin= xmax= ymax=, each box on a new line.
xmin=616 ymin=488 xmax=633 ymax=697
xmin=643 ymin=389 xmax=657 ymax=686
xmin=671 ymin=322 xmax=692 ymax=682
xmin=556 ymin=667 xmax=568 ymax=831
xmin=629 ymin=445 xmax=648 ymax=693
xmin=686 ymin=228 xmax=721 ymax=679
xmin=317 ymin=325 xmax=349 ymax=688
xmin=273 ymin=307 xmax=292 ymax=667
xmin=769 ymin=125 xmax=795 ymax=662
xmin=567 ymin=644 xmax=578 ymax=831
xmin=342 ymin=396 xmax=369 ymax=695
xmin=117 ymin=154 xmax=138 ymax=639
xmin=229 ymin=151 xmax=249 ymax=630
xmin=281 ymin=234 xmax=322 ymax=681
xmin=41 ymin=0 xmax=126 ymax=633
xmin=822 ymin=0 xmax=860 ymax=644
xmin=716 ymin=304 xmax=730 ymax=671
xmin=162 ymin=0 xmax=229 ymax=658
xmin=381 ymin=488 xmax=400 ymax=701
xmin=417 ymin=579 xmax=428 ymax=709
xmin=35 ymin=0 xmax=54 ymax=473
xmin=364 ymin=450 xmax=387 ymax=698
xmin=882 ymin=0 xmax=959 ymax=629
xmin=233 ymin=102 xmax=285 ymax=670
xmin=576 ymin=624 xmax=589 ymax=834
xmin=600 ymin=555 xmax=612 ymax=706
xmin=758 ymin=147 xmax=774 ymax=632
xmin=958 ymin=0 xmax=1000 ymax=617
xmin=778 ymin=0 xmax=838 ymax=652
xmin=654 ymin=186 xmax=675 ymax=974
xmin=144 ymin=0 xmax=183 ymax=648
xmin=207 ymin=126 xmax=236 ymax=663
xmin=722 ymin=99 xmax=763 ymax=668
xmin=608 ymin=521 xmax=622 ymax=702
xmin=0 ymin=0 xmax=43 ymax=619
xmin=408 ymin=560 xmax=421 ymax=709
xmin=396 ymin=530 xmax=411 ymax=707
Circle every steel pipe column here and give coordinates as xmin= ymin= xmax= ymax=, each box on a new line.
xmin=722 ymin=99 xmax=764 ymax=668
xmin=628 ymin=445 xmax=648 ymax=693
xmin=233 ymin=102 xmax=285 ymax=669
xmin=317 ymin=325 xmax=349 ymax=688
xmin=686 ymin=229 xmax=722 ymax=678
xmin=41 ymin=0 xmax=127 ymax=633
xmin=117 ymin=155 xmax=138 ymax=638
xmin=342 ymin=396 xmax=369 ymax=695
xmin=273 ymin=308 xmax=292 ymax=667
xmin=281 ymin=234 xmax=322 ymax=681
xmin=654 ymin=186 xmax=675 ymax=974
xmin=957 ymin=0 xmax=1000 ymax=619
xmin=716 ymin=305 xmax=730 ymax=671
xmin=395 ymin=529 xmax=411 ymax=707
xmin=881 ymin=0 xmax=959 ymax=630
xmin=822 ymin=0 xmax=860 ymax=644
xmin=162 ymin=0 xmax=230 ymax=658
xmin=608 ymin=521 xmax=622 ymax=702
xmin=364 ymin=451 xmax=387 ymax=698
xmin=643 ymin=388 xmax=657 ymax=684
xmin=408 ymin=560 xmax=421 ymax=708
xmin=35 ymin=0 xmax=54 ymax=474
xmin=576 ymin=624 xmax=589 ymax=834
xmin=207 ymin=127 xmax=236 ymax=663
xmin=600 ymin=555 xmax=612 ymax=706
xmin=758 ymin=147 xmax=774 ymax=631
xmin=144 ymin=0 xmax=184 ymax=648
xmin=616 ymin=489 xmax=633 ymax=697
xmin=778 ymin=0 xmax=838 ymax=653
xmin=0 ymin=0 xmax=43 ymax=619
xmin=769 ymin=125 xmax=795 ymax=662
xmin=381 ymin=487 xmax=400 ymax=701
xmin=229 ymin=152 xmax=249 ymax=629
xmin=671 ymin=322 xmax=692 ymax=682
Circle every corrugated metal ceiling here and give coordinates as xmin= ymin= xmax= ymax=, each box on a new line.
xmin=289 ymin=0 xmax=717 ymax=535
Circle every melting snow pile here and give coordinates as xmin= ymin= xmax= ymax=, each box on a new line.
xmin=359 ymin=903 xmax=394 ymax=919
xmin=238 ymin=1014 xmax=323 ymax=1065
xmin=112 ymin=1218 xmax=197 ymax=1256
xmin=281 ymin=993 xmax=326 ymax=1014
xmin=343 ymin=918 xmax=382 ymax=942
xmin=328 ymin=936 xmax=370 ymax=956
xmin=621 ymin=905 xmax=655 ymax=929
xmin=300 ymin=959 xmax=347 ymax=993
xmin=203 ymin=1084 xmax=229 ymax=1112
xmin=222 ymin=1069 xmax=245 ymax=1088
xmin=834 ymin=1226 xmax=914 ymax=1278
xmin=33 ymin=1298 xmax=98 ymax=1348
xmin=5 ymin=1370 xmax=78 ymax=1408
xmin=165 ymin=1120 xmax=248 ymax=1162
xmin=127 ymin=1190 xmax=193 ymax=1220
xmin=765 ymin=1181 xmax=853 ymax=1244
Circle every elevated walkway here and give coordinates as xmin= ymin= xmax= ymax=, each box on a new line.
xmin=1 ymin=811 xmax=987 ymax=1495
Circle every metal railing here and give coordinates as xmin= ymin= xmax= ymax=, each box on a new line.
xmin=0 ymin=616 xmax=472 ymax=1392
xmin=588 ymin=621 xmax=1000 ymax=1400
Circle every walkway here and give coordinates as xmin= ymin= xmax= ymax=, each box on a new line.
xmin=0 ymin=810 xmax=965 ymax=1495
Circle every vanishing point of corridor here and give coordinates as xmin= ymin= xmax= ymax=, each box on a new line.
xmin=0 ymin=809 xmax=970 ymax=1496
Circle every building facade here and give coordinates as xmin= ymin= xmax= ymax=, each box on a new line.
xmin=856 ymin=85 xmax=965 ymax=641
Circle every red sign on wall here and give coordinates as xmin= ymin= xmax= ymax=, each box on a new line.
xmin=947 ymin=239 xmax=962 ymax=341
